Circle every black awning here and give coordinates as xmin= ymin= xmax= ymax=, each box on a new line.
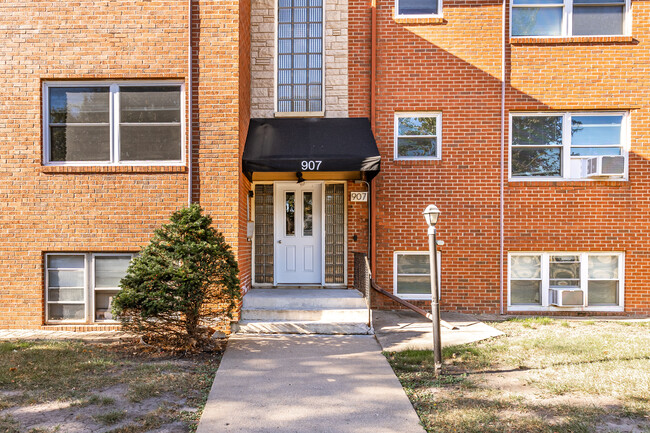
xmin=242 ymin=117 xmax=381 ymax=181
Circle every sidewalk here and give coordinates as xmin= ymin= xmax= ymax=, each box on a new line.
xmin=196 ymin=334 xmax=425 ymax=433
xmin=0 ymin=329 xmax=126 ymax=341
xmin=373 ymin=310 xmax=504 ymax=352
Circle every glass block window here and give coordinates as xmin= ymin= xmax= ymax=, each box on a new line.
xmin=44 ymin=82 xmax=183 ymax=165
xmin=324 ymin=184 xmax=345 ymax=284
xmin=277 ymin=0 xmax=323 ymax=113
xmin=254 ymin=185 xmax=274 ymax=284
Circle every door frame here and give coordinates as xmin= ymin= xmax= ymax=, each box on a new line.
xmin=251 ymin=180 xmax=348 ymax=288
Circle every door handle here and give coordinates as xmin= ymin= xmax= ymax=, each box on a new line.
xmin=278 ymin=240 xmax=282 ymax=244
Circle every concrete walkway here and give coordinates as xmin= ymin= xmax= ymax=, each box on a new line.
xmin=0 ymin=329 xmax=126 ymax=341
xmin=373 ymin=310 xmax=504 ymax=352
xmin=196 ymin=334 xmax=425 ymax=433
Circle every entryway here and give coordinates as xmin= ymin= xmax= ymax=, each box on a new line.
xmin=253 ymin=181 xmax=347 ymax=287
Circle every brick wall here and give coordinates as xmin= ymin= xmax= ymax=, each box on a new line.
xmin=350 ymin=0 xmax=650 ymax=315
xmin=0 ymin=0 xmax=247 ymax=327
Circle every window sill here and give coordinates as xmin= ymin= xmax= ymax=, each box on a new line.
xmin=508 ymin=306 xmax=624 ymax=313
xmin=394 ymin=157 xmax=441 ymax=162
xmin=393 ymin=16 xmax=445 ymax=25
xmin=40 ymin=165 xmax=187 ymax=174
xmin=508 ymin=179 xmax=628 ymax=187
xmin=41 ymin=323 xmax=122 ymax=331
xmin=510 ymin=36 xmax=635 ymax=45
xmin=394 ymin=294 xmax=433 ymax=301
xmin=274 ymin=111 xmax=325 ymax=118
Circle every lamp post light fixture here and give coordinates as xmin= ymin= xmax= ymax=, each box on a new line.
xmin=423 ymin=204 xmax=442 ymax=376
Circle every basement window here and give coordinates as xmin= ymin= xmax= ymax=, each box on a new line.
xmin=508 ymin=253 xmax=624 ymax=311
xmin=394 ymin=251 xmax=440 ymax=300
xmin=45 ymin=253 xmax=134 ymax=323
xmin=43 ymin=82 xmax=184 ymax=166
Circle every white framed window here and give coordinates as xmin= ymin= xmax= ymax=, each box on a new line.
xmin=395 ymin=0 xmax=443 ymax=18
xmin=509 ymin=112 xmax=628 ymax=180
xmin=508 ymin=252 xmax=624 ymax=312
xmin=276 ymin=0 xmax=324 ymax=114
xmin=43 ymin=81 xmax=185 ymax=166
xmin=394 ymin=113 xmax=442 ymax=160
xmin=511 ymin=0 xmax=631 ymax=37
xmin=45 ymin=253 xmax=134 ymax=323
xmin=394 ymin=251 xmax=441 ymax=300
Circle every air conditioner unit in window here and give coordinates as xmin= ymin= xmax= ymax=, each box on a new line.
xmin=582 ymin=155 xmax=625 ymax=178
xmin=549 ymin=288 xmax=584 ymax=307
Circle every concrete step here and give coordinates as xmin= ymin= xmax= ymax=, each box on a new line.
xmin=242 ymin=289 xmax=367 ymax=310
xmin=241 ymin=308 xmax=369 ymax=322
xmin=233 ymin=320 xmax=372 ymax=335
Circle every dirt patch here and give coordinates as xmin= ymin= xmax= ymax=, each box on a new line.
xmin=0 ymin=339 xmax=222 ymax=433
xmin=386 ymin=319 xmax=650 ymax=433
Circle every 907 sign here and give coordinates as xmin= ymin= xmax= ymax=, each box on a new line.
xmin=301 ymin=160 xmax=322 ymax=170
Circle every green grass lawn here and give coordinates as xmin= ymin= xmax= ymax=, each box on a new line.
xmin=386 ymin=319 xmax=650 ymax=433
xmin=0 ymin=339 xmax=221 ymax=433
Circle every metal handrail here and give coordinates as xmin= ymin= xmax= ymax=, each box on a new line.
xmin=353 ymin=252 xmax=372 ymax=327
xmin=354 ymin=252 xmax=456 ymax=330
xmin=370 ymin=280 xmax=458 ymax=331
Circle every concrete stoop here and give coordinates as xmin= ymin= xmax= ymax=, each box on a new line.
xmin=233 ymin=288 xmax=372 ymax=335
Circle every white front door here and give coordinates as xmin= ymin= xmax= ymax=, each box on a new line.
xmin=275 ymin=182 xmax=322 ymax=284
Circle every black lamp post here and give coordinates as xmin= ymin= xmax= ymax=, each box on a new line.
xmin=423 ymin=204 xmax=442 ymax=375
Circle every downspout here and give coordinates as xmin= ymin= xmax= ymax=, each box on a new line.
xmin=500 ymin=0 xmax=506 ymax=315
xmin=188 ymin=0 xmax=193 ymax=206
xmin=371 ymin=0 xmax=376 ymax=131
xmin=370 ymin=0 xmax=377 ymax=276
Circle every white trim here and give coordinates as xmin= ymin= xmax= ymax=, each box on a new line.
xmin=507 ymin=252 xmax=625 ymax=312
xmin=508 ymin=111 xmax=629 ymax=181
xmin=393 ymin=251 xmax=441 ymax=301
xmin=510 ymin=0 xmax=631 ymax=38
xmin=394 ymin=0 xmax=443 ymax=19
xmin=43 ymin=81 xmax=186 ymax=167
xmin=394 ymin=112 xmax=442 ymax=161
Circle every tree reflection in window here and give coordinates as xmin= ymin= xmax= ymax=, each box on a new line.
xmin=396 ymin=115 xmax=439 ymax=158
xmin=511 ymin=116 xmax=563 ymax=177
xmin=285 ymin=192 xmax=295 ymax=236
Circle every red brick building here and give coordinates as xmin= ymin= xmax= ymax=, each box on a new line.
xmin=0 ymin=0 xmax=647 ymax=329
